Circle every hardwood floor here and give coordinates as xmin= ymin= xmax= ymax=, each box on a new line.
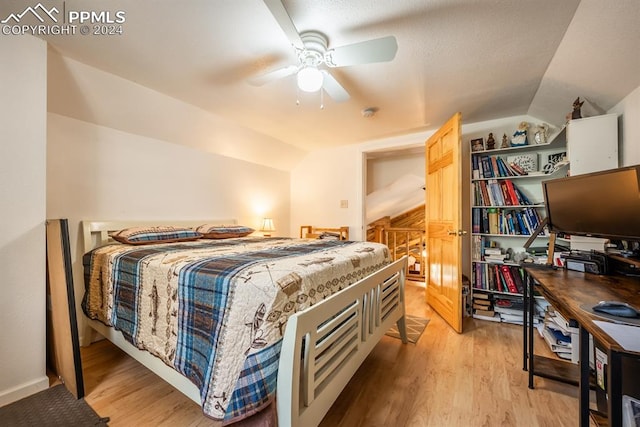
xmin=80 ymin=281 xmax=582 ymax=426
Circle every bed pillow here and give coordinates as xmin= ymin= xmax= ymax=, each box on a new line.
xmin=111 ymin=226 xmax=202 ymax=245
xmin=195 ymin=224 xmax=254 ymax=239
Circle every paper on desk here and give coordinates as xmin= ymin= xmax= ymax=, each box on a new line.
xmin=593 ymin=320 xmax=640 ymax=352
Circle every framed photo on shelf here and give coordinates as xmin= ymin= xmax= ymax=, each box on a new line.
xmin=471 ymin=138 xmax=485 ymax=152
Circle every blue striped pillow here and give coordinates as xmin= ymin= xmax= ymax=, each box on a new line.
xmin=111 ymin=226 xmax=202 ymax=245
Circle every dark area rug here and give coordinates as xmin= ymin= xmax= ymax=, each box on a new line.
xmin=0 ymin=384 xmax=108 ymax=426
xmin=386 ymin=315 xmax=430 ymax=343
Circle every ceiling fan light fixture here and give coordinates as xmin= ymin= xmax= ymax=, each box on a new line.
xmin=297 ymin=66 xmax=323 ymax=92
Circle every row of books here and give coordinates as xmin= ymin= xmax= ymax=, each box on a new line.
xmin=472 ymin=154 xmax=528 ymax=179
xmin=472 ymin=207 xmax=543 ymax=235
xmin=472 ymin=262 xmax=525 ymax=294
xmin=473 ymin=179 xmax=533 ymax=207
xmin=472 ymin=292 xmax=548 ymax=325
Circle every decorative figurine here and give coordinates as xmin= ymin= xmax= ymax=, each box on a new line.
xmin=501 ymin=133 xmax=510 ymax=148
xmin=486 ymin=132 xmax=496 ymax=150
xmin=511 ymin=121 xmax=529 ymax=146
xmin=533 ymin=123 xmax=549 ymax=144
xmin=566 ymin=97 xmax=584 ymax=121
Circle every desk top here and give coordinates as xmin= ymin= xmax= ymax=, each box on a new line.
xmin=524 ymin=267 xmax=640 ymax=355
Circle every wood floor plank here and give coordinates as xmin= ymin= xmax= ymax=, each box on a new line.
xmin=80 ymin=281 xmax=586 ymax=426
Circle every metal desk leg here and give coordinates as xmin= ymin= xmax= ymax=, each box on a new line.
xmin=579 ymin=326 xmax=590 ymax=427
xmin=608 ymin=350 xmax=622 ymax=427
xmin=528 ymin=274 xmax=535 ymax=389
xmin=523 ymin=270 xmax=529 ymax=371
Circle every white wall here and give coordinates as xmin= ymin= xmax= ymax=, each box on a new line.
xmin=366 ymin=153 xmax=425 ymax=194
xmin=47 ymin=113 xmax=291 ymax=345
xmin=608 ymin=84 xmax=640 ymax=166
xmin=290 ymin=144 xmax=366 ymax=239
xmin=0 ymin=36 xmax=49 ymax=406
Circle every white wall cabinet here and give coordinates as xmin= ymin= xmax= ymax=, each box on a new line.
xmin=567 ymin=114 xmax=618 ymax=176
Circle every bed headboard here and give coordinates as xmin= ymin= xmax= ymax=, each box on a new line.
xmin=81 ymin=219 xmax=237 ymax=253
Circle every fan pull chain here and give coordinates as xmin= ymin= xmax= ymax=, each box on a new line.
xmin=320 ymin=89 xmax=324 ymax=110
xmin=296 ymin=86 xmax=300 ymax=106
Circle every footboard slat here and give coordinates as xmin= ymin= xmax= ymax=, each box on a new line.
xmin=277 ymin=257 xmax=407 ymax=427
xmin=315 ymin=303 xmax=358 ymax=354
xmin=313 ymin=313 xmax=359 ymax=374
xmin=313 ymin=336 xmax=358 ymax=391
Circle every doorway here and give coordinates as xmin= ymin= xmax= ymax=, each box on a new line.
xmin=363 ymin=146 xmax=426 ymax=282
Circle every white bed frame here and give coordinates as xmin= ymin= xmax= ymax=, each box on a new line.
xmin=81 ymin=220 xmax=407 ymax=427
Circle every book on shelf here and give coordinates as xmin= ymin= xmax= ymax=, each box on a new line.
xmin=494 ymin=264 xmax=505 ymax=292
xmin=474 ymin=309 xmax=495 ymax=317
xmin=555 ymin=351 xmax=573 ymax=360
xmin=509 ymin=162 xmax=527 ymax=175
xmin=546 ymin=326 xmax=572 ymax=345
xmin=481 ymin=156 xmax=493 ymax=178
xmin=473 ymin=313 xmax=501 ymax=322
xmin=509 ymin=265 xmax=525 ymax=294
xmin=542 ymin=328 xmax=572 ymax=352
xmin=547 ymin=309 xmax=579 ymax=333
xmin=500 ymin=265 xmax=519 ymax=293
xmin=490 ymin=157 xmax=500 ymax=179
xmin=499 ymin=313 xmax=539 ymax=325
xmin=493 ymin=306 xmax=523 ymax=316
xmin=472 ymin=155 xmax=480 ymax=179
xmin=488 ymin=208 xmax=499 ymax=234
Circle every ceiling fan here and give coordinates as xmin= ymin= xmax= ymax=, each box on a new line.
xmin=250 ymin=0 xmax=398 ymax=103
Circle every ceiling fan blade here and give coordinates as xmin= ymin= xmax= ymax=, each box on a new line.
xmin=325 ymin=35 xmax=398 ymax=67
xmin=263 ymin=0 xmax=304 ymax=50
xmin=248 ymin=65 xmax=299 ymax=86
xmin=321 ymin=70 xmax=350 ymax=103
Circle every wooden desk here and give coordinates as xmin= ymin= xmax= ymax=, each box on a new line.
xmin=523 ymin=266 xmax=640 ymax=427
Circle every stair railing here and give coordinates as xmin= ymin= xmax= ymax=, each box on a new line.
xmin=370 ymin=224 xmax=426 ymax=280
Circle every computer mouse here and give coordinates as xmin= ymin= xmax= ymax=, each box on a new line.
xmin=592 ymin=301 xmax=640 ymax=318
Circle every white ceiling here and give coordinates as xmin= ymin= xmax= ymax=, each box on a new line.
xmin=5 ymin=0 xmax=640 ymax=153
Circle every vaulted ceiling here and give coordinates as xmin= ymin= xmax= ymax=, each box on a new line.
xmin=6 ymin=0 xmax=640 ymax=153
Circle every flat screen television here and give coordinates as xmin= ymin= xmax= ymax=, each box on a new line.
xmin=542 ymin=165 xmax=640 ymax=241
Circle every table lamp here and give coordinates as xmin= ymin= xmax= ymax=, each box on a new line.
xmin=260 ymin=218 xmax=275 ymax=237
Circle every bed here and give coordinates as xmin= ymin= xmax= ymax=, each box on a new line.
xmin=81 ymin=220 xmax=407 ymax=427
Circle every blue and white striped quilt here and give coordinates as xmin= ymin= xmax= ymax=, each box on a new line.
xmin=83 ymin=237 xmax=390 ymax=422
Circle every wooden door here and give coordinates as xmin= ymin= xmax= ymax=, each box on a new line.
xmin=425 ymin=112 xmax=464 ymax=333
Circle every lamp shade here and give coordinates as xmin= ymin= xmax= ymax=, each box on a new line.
xmin=297 ymin=66 xmax=323 ymax=92
xmin=260 ymin=218 xmax=275 ymax=236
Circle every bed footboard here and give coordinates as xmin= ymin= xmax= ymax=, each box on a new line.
xmin=277 ymin=256 xmax=407 ymax=427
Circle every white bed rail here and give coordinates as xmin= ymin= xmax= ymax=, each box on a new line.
xmin=277 ymin=256 xmax=407 ymax=427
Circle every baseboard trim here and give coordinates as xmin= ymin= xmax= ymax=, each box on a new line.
xmin=0 ymin=376 xmax=49 ymax=407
